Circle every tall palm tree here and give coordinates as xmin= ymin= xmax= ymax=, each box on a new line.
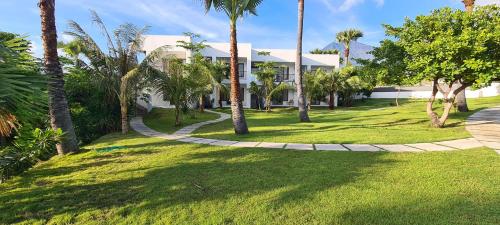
xmin=296 ymin=0 xmax=310 ymax=122
xmin=336 ymin=29 xmax=363 ymax=65
xmin=39 ymin=0 xmax=79 ymax=154
xmin=455 ymin=0 xmax=475 ymax=112
xmin=201 ymin=0 xmax=262 ymax=134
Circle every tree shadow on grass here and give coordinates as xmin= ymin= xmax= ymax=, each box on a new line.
xmin=0 ymin=144 xmax=394 ymax=224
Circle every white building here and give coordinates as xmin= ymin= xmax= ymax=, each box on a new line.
xmin=140 ymin=35 xmax=340 ymax=109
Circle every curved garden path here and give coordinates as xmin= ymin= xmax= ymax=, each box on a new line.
xmin=131 ymin=108 xmax=500 ymax=153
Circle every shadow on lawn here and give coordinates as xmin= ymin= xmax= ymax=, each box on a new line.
xmin=0 ymin=139 xmax=394 ymax=224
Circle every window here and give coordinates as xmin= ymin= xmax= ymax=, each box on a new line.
xmin=282 ymin=89 xmax=289 ymax=101
xmin=220 ymin=90 xmax=229 ymax=101
xmin=240 ymin=88 xmax=245 ymax=101
xmin=276 ymin=66 xmax=289 ymax=81
xmin=238 ymin=63 xmax=245 ymax=78
xmin=301 ymin=65 xmax=308 ymax=73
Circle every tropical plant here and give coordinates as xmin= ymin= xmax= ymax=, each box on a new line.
xmin=0 ymin=127 xmax=62 ymax=183
xmin=202 ymin=0 xmax=263 ymax=134
xmin=0 ymin=33 xmax=46 ymax=141
xmin=336 ymin=29 xmax=363 ymax=65
xmin=248 ymin=81 xmax=264 ymax=110
xmin=309 ymin=48 xmax=339 ymax=54
xmin=209 ymin=61 xmax=229 ymax=108
xmin=149 ymin=58 xmax=196 ymax=126
xmin=39 ymin=0 xmax=79 ymax=154
xmin=254 ymin=61 xmax=289 ymax=112
xmin=304 ymin=69 xmax=325 ymax=110
xmin=65 ymin=11 xmax=150 ymax=134
xmin=296 ymin=0 xmax=310 ymax=122
xmin=320 ymin=70 xmax=342 ymax=110
xmin=386 ymin=6 xmax=500 ymax=127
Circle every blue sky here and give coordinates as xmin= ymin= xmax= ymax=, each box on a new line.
xmin=0 ymin=0 xmax=498 ymax=56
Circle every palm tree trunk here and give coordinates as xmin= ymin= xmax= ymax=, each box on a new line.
xmin=344 ymin=47 xmax=350 ymax=65
xmin=175 ymin=106 xmax=181 ymax=126
xmin=229 ymin=20 xmax=249 ymax=134
xmin=296 ymin=0 xmax=310 ymax=122
xmin=396 ymin=86 xmax=400 ymax=107
xmin=39 ymin=0 xmax=79 ymax=154
xmin=119 ymin=77 xmax=129 ymax=134
xmin=328 ymin=91 xmax=335 ymax=110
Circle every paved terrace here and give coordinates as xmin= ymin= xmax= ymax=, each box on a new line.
xmin=131 ymin=108 xmax=500 ymax=154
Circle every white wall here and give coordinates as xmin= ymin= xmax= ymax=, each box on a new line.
xmin=370 ymin=83 xmax=500 ymax=99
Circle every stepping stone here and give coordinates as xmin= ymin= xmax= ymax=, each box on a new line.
xmin=375 ymin=144 xmax=423 ymax=152
xmin=256 ymin=142 xmax=286 ymax=149
xmin=315 ymin=144 xmax=349 ymax=151
xmin=406 ymin=143 xmax=454 ymax=151
xmin=433 ymin=138 xmax=484 ymax=150
xmin=177 ymin=137 xmax=202 ymax=143
xmin=343 ymin=144 xmax=381 ymax=152
xmin=192 ymin=138 xmax=219 ymax=144
xmin=231 ymin=142 xmax=261 ymax=147
xmin=495 ymin=150 xmax=500 ymax=155
xmin=285 ymin=143 xmax=314 ymax=151
xmin=481 ymin=141 xmax=500 ymax=149
xmin=472 ymin=135 xmax=500 ymax=142
xmin=209 ymin=140 xmax=238 ymax=146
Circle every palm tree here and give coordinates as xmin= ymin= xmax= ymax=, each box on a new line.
xmin=39 ymin=0 xmax=79 ymax=154
xmin=201 ymin=0 xmax=263 ymax=134
xmin=0 ymin=34 xmax=45 ymax=141
xmin=209 ymin=61 xmax=229 ymax=108
xmin=336 ymin=29 xmax=363 ymax=65
xmin=296 ymin=0 xmax=310 ymax=122
xmin=65 ymin=11 xmax=149 ymax=134
xmin=455 ymin=0 xmax=475 ymax=112
xmin=254 ymin=62 xmax=289 ymax=112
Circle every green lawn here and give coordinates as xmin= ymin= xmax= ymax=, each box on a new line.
xmin=192 ymin=96 xmax=500 ymax=144
xmin=143 ymin=108 xmax=219 ymax=134
xmin=0 ymin=133 xmax=499 ymax=224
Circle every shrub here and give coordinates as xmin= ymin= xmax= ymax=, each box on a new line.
xmin=0 ymin=127 xmax=62 ymax=183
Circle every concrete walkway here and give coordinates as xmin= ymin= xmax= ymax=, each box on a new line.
xmin=466 ymin=106 xmax=500 ymax=155
xmin=131 ymin=108 xmax=499 ymax=153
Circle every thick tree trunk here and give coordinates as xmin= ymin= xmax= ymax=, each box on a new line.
xmin=175 ymin=106 xmax=181 ymax=126
xmin=296 ymin=0 xmax=310 ymax=122
xmin=427 ymin=80 xmax=467 ymax=128
xmin=199 ymin=95 xmax=205 ymax=113
xmin=328 ymin=91 xmax=335 ymax=110
xmin=456 ymin=89 xmax=468 ymax=112
xmin=39 ymin=0 xmax=79 ymax=154
xmin=229 ymin=21 xmax=249 ymax=134
xmin=266 ymin=96 xmax=271 ymax=112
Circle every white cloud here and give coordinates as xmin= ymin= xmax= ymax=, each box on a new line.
xmin=476 ymin=0 xmax=500 ymax=6
xmin=320 ymin=0 xmax=385 ymax=12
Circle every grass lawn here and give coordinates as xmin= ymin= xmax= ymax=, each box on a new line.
xmin=192 ymin=96 xmax=500 ymax=144
xmin=0 ymin=133 xmax=499 ymax=224
xmin=143 ymin=108 xmax=219 ymax=134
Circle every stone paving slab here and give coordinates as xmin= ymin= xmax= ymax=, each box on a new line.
xmin=406 ymin=143 xmax=455 ymax=151
xmin=315 ymin=144 xmax=349 ymax=151
xmin=256 ymin=142 xmax=286 ymax=149
xmin=231 ymin=142 xmax=261 ymax=147
xmin=192 ymin=138 xmax=219 ymax=144
xmin=285 ymin=143 xmax=314 ymax=151
xmin=209 ymin=140 xmax=239 ymax=146
xmin=375 ymin=144 xmax=423 ymax=152
xmin=433 ymin=138 xmax=484 ymax=150
xmin=177 ymin=137 xmax=202 ymax=143
xmin=472 ymin=135 xmax=500 ymax=142
xmin=344 ymin=144 xmax=381 ymax=152
xmin=481 ymin=141 xmax=500 ymax=149
xmin=495 ymin=150 xmax=500 ymax=155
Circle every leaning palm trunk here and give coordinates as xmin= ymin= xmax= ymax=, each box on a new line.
xmin=296 ymin=0 xmax=310 ymax=122
xmin=396 ymin=86 xmax=401 ymax=107
xmin=229 ymin=21 xmax=249 ymax=134
xmin=39 ymin=0 xmax=79 ymax=154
